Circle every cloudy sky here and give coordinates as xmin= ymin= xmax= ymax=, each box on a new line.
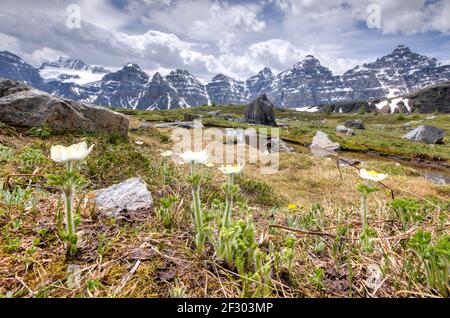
xmin=1 ymin=0 xmax=450 ymax=82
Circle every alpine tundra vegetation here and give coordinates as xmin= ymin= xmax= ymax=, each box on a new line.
xmin=0 ymin=0 xmax=449 ymax=300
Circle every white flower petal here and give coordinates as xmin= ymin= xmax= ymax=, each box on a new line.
xmin=50 ymin=142 xmax=94 ymax=163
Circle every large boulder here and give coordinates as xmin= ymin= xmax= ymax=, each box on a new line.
xmin=310 ymin=131 xmax=340 ymax=156
xmin=93 ymin=177 xmax=153 ymax=217
xmin=403 ymin=125 xmax=445 ymax=144
xmin=0 ymin=79 xmax=128 ymax=136
xmin=244 ymin=94 xmax=277 ymax=126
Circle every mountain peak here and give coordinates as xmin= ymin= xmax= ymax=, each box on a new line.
xmin=171 ymin=69 xmax=192 ymax=76
xmin=212 ymin=73 xmax=233 ymax=81
xmin=392 ymin=44 xmax=412 ymax=56
xmin=123 ymin=62 xmax=142 ymax=70
xmin=151 ymin=72 xmax=164 ymax=82
xmin=302 ymin=55 xmax=321 ymax=66
xmin=260 ymin=67 xmax=274 ymax=76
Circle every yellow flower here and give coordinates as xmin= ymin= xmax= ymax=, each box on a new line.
xmin=359 ymin=169 xmax=388 ymax=182
xmin=218 ymin=163 xmax=245 ymax=175
xmin=50 ymin=142 xmax=94 ymax=163
xmin=288 ymin=204 xmax=297 ymax=210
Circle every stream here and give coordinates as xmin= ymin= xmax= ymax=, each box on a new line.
xmin=337 ymin=151 xmax=450 ymax=185
xmin=217 ymin=128 xmax=450 ymax=185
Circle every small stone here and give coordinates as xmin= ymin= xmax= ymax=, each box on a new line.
xmin=336 ymin=125 xmax=354 ymax=136
xmin=267 ymin=137 xmax=294 ymax=153
xmin=94 ymin=177 xmax=153 ymax=217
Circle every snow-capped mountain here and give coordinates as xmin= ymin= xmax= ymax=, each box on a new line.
xmin=140 ymin=72 xmax=187 ymax=110
xmin=245 ymin=67 xmax=275 ymax=101
xmin=165 ymin=69 xmax=210 ymax=106
xmin=40 ymin=57 xmax=110 ymax=86
xmin=206 ymin=74 xmax=247 ymax=105
xmin=1 ymin=45 xmax=450 ymax=111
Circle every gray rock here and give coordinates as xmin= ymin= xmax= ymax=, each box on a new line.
xmin=138 ymin=121 xmax=150 ymax=129
xmin=244 ymin=94 xmax=277 ymax=126
xmin=310 ymin=131 xmax=340 ymax=156
xmin=267 ymin=137 xmax=294 ymax=153
xmin=0 ymin=79 xmax=129 ymax=136
xmin=154 ymin=121 xmax=203 ymax=129
xmin=403 ymin=125 xmax=445 ymax=144
xmin=343 ymin=119 xmax=365 ymax=130
xmin=94 ymin=177 xmax=153 ymax=217
xmin=336 ymin=125 xmax=354 ymax=136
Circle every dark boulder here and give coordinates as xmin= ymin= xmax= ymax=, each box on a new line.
xmin=403 ymin=125 xmax=445 ymax=144
xmin=344 ymin=119 xmax=365 ymax=130
xmin=244 ymin=94 xmax=277 ymax=126
xmin=0 ymin=79 xmax=129 ymax=137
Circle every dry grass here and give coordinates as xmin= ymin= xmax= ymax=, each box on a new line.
xmin=0 ymin=122 xmax=448 ymax=298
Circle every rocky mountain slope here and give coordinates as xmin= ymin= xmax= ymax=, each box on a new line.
xmin=317 ymin=80 xmax=450 ymax=114
xmin=0 ymin=45 xmax=449 ymax=111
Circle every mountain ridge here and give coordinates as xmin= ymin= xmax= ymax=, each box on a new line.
xmin=1 ymin=45 xmax=449 ymax=111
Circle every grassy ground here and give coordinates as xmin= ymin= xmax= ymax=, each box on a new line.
xmin=118 ymin=106 xmax=450 ymax=164
xmin=0 ymin=111 xmax=449 ymax=298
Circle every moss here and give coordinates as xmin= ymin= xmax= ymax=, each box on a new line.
xmin=235 ymin=175 xmax=284 ymax=207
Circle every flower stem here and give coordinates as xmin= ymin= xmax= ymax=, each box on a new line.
xmin=361 ymin=194 xmax=368 ymax=228
xmin=222 ymin=173 xmax=234 ymax=227
xmin=64 ymin=161 xmax=77 ymax=256
xmin=190 ymin=162 xmax=205 ymax=252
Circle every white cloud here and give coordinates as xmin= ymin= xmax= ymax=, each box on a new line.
xmin=24 ymin=47 xmax=66 ymax=66
xmin=0 ymin=0 xmax=449 ymax=82
xmin=248 ymin=39 xmax=305 ymax=70
xmin=126 ymin=0 xmax=266 ymax=51
xmin=247 ymin=39 xmax=368 ymax=75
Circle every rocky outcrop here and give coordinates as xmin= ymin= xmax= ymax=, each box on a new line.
xmin=310 ymin=131 xmax=340 ymax=156
xmin=0 ymin=51 xmax=46 ymax=90
xmin=403 ymin=125 xmax=445 ymax=144
xmin=244 ymin=95 xmax=277 ymax=126
xmin=408 ymin=82 xmax=450 ymax=113
xmin=0 ymin=79 xmax=129 ymax=136
xmin=93 ymin=177 xmax=153 ymax=217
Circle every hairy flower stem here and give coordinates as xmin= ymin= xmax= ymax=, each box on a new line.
xmin=360 ymin=194 xmax=368 ymax=229
xmin=190 ymin=162 xmax=205 ymax=252
xmin=222 ymin=174 xmax=234 ymax=228
xmin=64 ymin=161 xmax=77 ymax=256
